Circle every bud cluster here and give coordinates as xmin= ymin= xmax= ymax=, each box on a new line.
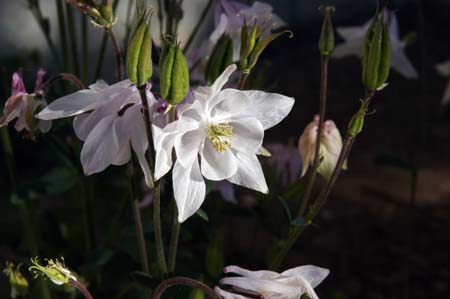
xmin=66 ymin=0 xmax=117 ymax=28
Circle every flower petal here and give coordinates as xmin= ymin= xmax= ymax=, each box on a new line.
xmin=214 ymin=287 xmax=250 ymax=299
xmin=112 ymin=104 xmax=141 ymax=166
xmin=229 ymin=117 xmax=264 ymax=154
xmin=210 ymin=89 xmax=251 ymax=120
xmin=173 ymin=157 xmax=206 ymax=222
xmin=220 ymin=277 xmax=298 ymax=297
xmin=224 ymin=266 xmax=279 ymax=280
xmin=240 ymin=90 xmax=294 ymax=130
xmin=175 ymin=129 xmax=204 ymax=167
xmin=201 ymin=141 xmax=238 ymax=181
xmin=391 ymin=44 xmax=419 ymax=79
xmin=131 ymin=114 xmax=152 ymax=187
xmin=80 ymin=114 xmax=118 ymax=175
xmin=281 ymin=265 xmax=330 ymax=289
xmin=227 ymin=152 xmax=268 ymax=194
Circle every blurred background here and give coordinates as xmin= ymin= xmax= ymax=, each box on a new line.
xmin=1 ymin=0 xmax=450 ymax=299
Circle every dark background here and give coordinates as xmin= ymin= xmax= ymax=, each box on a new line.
xmin=1 ymin=1 xmax=450 ymax=299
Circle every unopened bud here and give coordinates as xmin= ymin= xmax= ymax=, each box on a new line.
xmin=318 ymin=6 xmax=335 ymax=56
xmin=362 ymin=7 xmax=391 ymax=91
xmin=160 ymin=42 xmax=189 ymax=105
xmin=347 ymin=106 xmax=366 ymax=137
xmin=4 ymin=262 xmax=29 ymax=298
xmin=206 ymin=34 xmax=233 ymax=84
xmin=239 ymin=21 xmax=258 ymax=70
xmin=126 ymin=9 xmax=153 ymax=87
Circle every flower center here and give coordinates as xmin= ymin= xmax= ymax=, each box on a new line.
xmin=207 ymin=123 xmax=233 ymax=152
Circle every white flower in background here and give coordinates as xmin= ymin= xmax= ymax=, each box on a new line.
xmin=333 ymin=11 xmax=418 ymax=79
xmin=211 ymin=0 xmax=286 ymax=60
xmin=215 ymin=265 xmax=329 ymax=299
xmin=298 ymin=115 xmax=346 ymax=180
xmin=154 ymin=64 xmax=294 ymax=222
xmin=436 ymin=59 xmax=450 ymax=105
xmin=37 ymin=80 xmax=162 ymax=187
xmin=0 ymin=69 xmax=51 ymax=139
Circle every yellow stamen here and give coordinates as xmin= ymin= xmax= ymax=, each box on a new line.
xmin=207 ymin=123 xmax=233 ymax=152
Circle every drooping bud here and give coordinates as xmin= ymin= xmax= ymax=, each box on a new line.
xmin=159 ymin=42 xmax=189 ymax=105
xmin=362 ymin=7 xmax=392 ymax=91
xmin=239 ymin=20 xmax=258 ymax=71
xmin=206 ymin=34 xmax=233 ymax=84
xmin=66 ymin=0 xmax=117 ymax=28
xmin=3 ymin=262 xmax=29 ymax=298
xmin=318 ymin=6 xmax=335 ymax=56
xmin=126 ymin=8 xmax=153 ymax=87
xmin=298 ymin=116 xmax=346 ymax=180
xmin=29 ymin=257 xmax=77 ymax=286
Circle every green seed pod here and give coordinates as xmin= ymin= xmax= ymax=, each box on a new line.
xmin=347 ymin=107 xmax=366 ymax=137
xmin=239 ymin=23 xmax=259 ymax=71
xmin=205 ymin=34 xmax=233 ymax=84
xmin=126 ymin=9 xmax=153 ymax=87
xmin=362 ymin=8 xmax=391 ymax=91
xmin=318 ymin=6 xmax=335 ymax=56
xmin=160 ymin=43 xmax=189 ymax=105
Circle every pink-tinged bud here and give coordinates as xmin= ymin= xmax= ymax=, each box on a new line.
xmin=298 ymin=116 xmax=346 ymax=180
xmin=11 ymin=72 xmax=26 ymax=96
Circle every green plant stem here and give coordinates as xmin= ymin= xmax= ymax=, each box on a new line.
xmin=107 ymin=28 xmax=123 ymax=81
xmin=66 ymin=3 xmax=80 ymax=76
xmin=268 ymin=92 xmax=375 ymax=271
xmin=157 ymin=0 xmax=164 ymax=44
xmin=0 ymin=128 xmax=51 ymax=299
xmin=55 ymin=0 xmax=69 ymax=72
xmin=138 ymin=86 xmax=168 ymax=275
xmin=81 ymin=14 xmax=89 ymax=84
xmin=298 ymin=55 xmax=329 ymax=217
xmin=127 ymin=161 xmax=150 ymax=274
xmin=183 ymin=0 xmax=213 ymax=53
xmin=237 ymin=72 xmax=249 ymax=90
xmin=123 ymin=0 xmax=134 ymax=49
xmin=28 ymin=0 xmax=62 ymax=67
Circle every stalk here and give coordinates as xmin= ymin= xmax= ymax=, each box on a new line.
xmin=107 ymin=28 xmax=123 ymax=81
xmin=298 ymin=55 xmax=329 ymax=216
xmin=55 ymin=0 xmax=69 ymax=72
xmin=81 ymin=14 xmax=89 ymax=84
xmin=66 ymin=3 xmax=80 ymax=76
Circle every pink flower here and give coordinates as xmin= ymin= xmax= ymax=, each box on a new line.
xmin=0 ymin=69 xmax=51 ymax=139
xmin=298 ymin=116 xmax=346 ymax=180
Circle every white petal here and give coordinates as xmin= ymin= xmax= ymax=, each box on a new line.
xmin=229 ymin=117 xmax=264 ymax=154
xmin=214 ymin=287 xmax=250 ymax=299
xmin=227 ymin=152 xmax=268 ymax=193
xmin=175 ymin=129 xmax=204 ymax=167
xmin=80 ymin=114 xmax=118 ymax=175
xmin=173 ymin=158 xmax=206 ymax=222
xmin=224 ymin=266 xmax=280 ymax=279
xmin=332 ymin=40 xmax=362 ymax=58
xmin=112 ymin=104 xmax=140 ymax=166
xmin=240 ymin=91 xmax=294 ymax=130
xmin=73 ymin=114 xmax=90 ymax=141
xmin=200 ymin=141 xmax=238 ymax=181
xmin=281 ymin=265 xmax=330 ymax=289
xmin=436 ymin=59 xmax=450 ymax=76
xmin=391 ymin=45 xmax=419 ymax=79
xmin=209 ymin=89 xmax=251 ymax=120
xmin=209 ymin=64 xmax=237 ymax=98
xmin=441 ymin=79 xmax=450 ymax=106
xmin=336 ymin=26 xmax=366 ymax=41
xmin=299 ymin=277 xmax=320 ymax=299
xmin=38 ymin=119 xmax=52 ymax=133
xmin=220 ymin=277 xmax=298 ymax=296
xmin=131 ymin=113 xmax=152 ymax=187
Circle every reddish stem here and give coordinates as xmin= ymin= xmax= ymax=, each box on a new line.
xmin=69 ymin=279 xmax=93 ymax=299
xmin=40 ymin=73 xmax=86 ymax=92
xmin=154 ymin=277 xmax=220 ymax=299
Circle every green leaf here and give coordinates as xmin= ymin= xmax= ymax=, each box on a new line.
xmin=278 ymin=196 xmax=292 ymax=223
xmin=291 ymin=217 xmax=307 ymax=227
xmin=196 ymin=209 xmax=209 ymax=222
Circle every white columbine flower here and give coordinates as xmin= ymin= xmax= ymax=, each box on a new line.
xmin=436 ymin=59 xmax=450 ymax=106
xmin=154 ymin=64 xmax=294 ymax=222
xmin=333 ymin=11 xmax=418 ymax=79
xmin=298 ymin=115 xmax=346 ymax=180
xmin=37 ymin=80 xmax=163 ymax=187
xmin=215 ymin=265 xmax=329 ymax=299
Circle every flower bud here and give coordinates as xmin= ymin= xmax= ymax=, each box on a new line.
xmin=239 ymin=21 xmax=258 ymax=71
xmin=160 ymin=42 xmax=189 ymax=105
xmin=3 ymin=262 xmax=29 ymax=298
xmin=362 ymin=7 xmax=391 ymax=91
xmin=347 ymin=106 xmax=366 ymax=137
xmin=126 ymin=9 xmax=153 ymax=87
xmin=206 ymin=34 xmax=233 ymax=84
xmin=66 ymin=0 xmax=117 ymax=28
xmin=298 ymin=116 xmax=346 ymax=180
xmin=318 ymin=6 xmax=335 ymax=56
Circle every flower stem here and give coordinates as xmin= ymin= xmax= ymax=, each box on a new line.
xmin=66 ymin=3 xmax=80 ymax=77
xmin=81 ymin=14 xmax=89 ymax=84
xmin=69 ymin=279 xmax=93 ymax=299
xmin=127 ymin=160 xmax=151 ymax=274
xmin=138 ymin=86 xmax=168 ymax=275
xmin=153 ymin=277 xmax=220 ymax=299
xmin=268 ymin=92 xmax=375 ymax=271
xmin=183 ymin=0 xmax=214 ymax=53
xmin=237 ymin=72 xmax=249 ymax=90
xmin=55 ymin=0 xmax=69 ymax=72
xmin=41 ymin=73 xmax=86 ymax=91
xmin=107 ymin=28 xmax=123 ymax=81
xmin=298 ymin=55 xmax=329 ymax=217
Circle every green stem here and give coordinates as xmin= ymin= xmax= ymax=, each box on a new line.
xmin=138 ymin=86 xmax=168 ymax=275
xmin=55 ymin=0 xmax=69 ymax=72
xmin=298 ymin=55 xmax=329 ymax=216
xmin=183 ymin=0 xmax=213 ymax=53
xmin=81 ymin=14 xmax=89 ymax=84
xmin=66 ymin=3 xmax=80 ymax=76
xmin=236 ymin=72 xmax=249 ymax=90
xmin=268 ymin=92 xmax=374 ymax=271
xmin=107 ymin=28 xmax=123 ymax=81
xmin=127 ymin=160 xmax=151 ymax=274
